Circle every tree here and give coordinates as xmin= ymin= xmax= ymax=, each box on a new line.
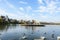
xmin=0 ymin=17 xmax=3 ymax=23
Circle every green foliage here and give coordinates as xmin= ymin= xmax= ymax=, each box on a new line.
xmin=0 ymin=18 xmax=3 ymax=23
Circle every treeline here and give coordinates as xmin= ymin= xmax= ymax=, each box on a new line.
xmin=0 ymin=16 xmax=20 ymax=25
xmin=0 ymin=16 xmax=60 ymax=25
xmin=0 ymin=16 xmax=40 ymax=25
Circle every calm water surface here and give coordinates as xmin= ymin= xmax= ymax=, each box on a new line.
xmin=0 ymin=24 xmax=60 ymax=40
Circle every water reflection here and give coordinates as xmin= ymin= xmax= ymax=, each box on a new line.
xmin=0 ymin=25 xmax=7 ymax=30
xmin=0 ymin=25 xmax=60 ymax=40
xmin=0 ymin=24 xmax=17 ymax=31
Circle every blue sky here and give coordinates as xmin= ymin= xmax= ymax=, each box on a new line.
xmin=0 ymin=0 xmax=60 ymax=22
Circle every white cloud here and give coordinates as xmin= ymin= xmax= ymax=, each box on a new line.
xmin=19 ymin=1 xmax=27 ymax=4
xmin=8 ymin=3 xmax=15 ymax=9
xmin=38 ymin=0 xmax=49 ymax=5
xmin=38 ymin=0 xmax=43 ymax=4
xmin=16 ymin=10 xmax=33 ymax=20
xmin=0 ymin=9 xmax=6 ymax=15
xmin=57 ymin=7 xmax=60 ymax=11
xmin=0 ymin=9 xmax=18 ymax=19
xmin=24 ymin=15 xmax=32 ymax=20
xmin=39 ymin=6 xmax=47 ymax=12
xmin=19 ymin=7 xmax=24 ymax=11
xmin=0 ymin=6 xmax=32 ymax=20
xmin=32 ymin=0 xmax=60 ymax=20
xmin=1 ymin=0 xmax=34 ymax=20
xmin=40 ymin=14 xmax=47 ymax=18
xmin=4 ymin=0 xmax=15 ymax=9
xmin=27 ymin=6 xmax=32 ymax=10
xmin=26 ymin=6 xmax=32 ymax=13
xmin=56 ymin=7 xmax=60 ymax=13
xmin=37 ymin=0 xmax=60 ymax=15
xmin=0 ymin=0 xmax=33 ymax=20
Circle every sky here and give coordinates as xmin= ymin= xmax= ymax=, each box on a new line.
xmin=0 ymin=0 xmax=60 ymax=22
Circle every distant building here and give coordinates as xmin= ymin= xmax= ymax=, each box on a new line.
xmin=32 ymin=20 xmax=40 ymax=24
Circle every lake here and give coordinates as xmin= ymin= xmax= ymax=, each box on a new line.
xmin=0 ymin=24 xmax=60 ymax=40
